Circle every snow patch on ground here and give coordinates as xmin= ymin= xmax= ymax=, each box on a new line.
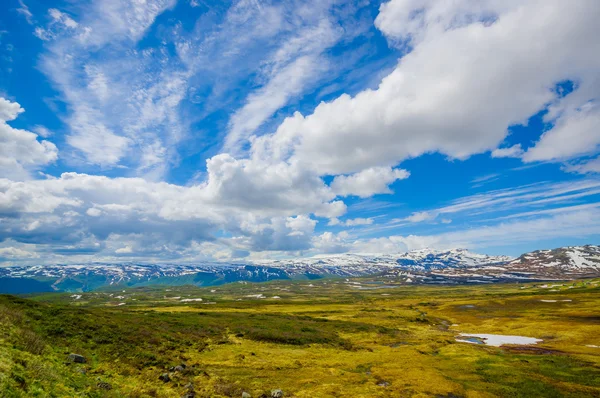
xmin=457 ymin=333 xmax=542 ymax=347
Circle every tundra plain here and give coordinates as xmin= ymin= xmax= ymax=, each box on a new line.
xmin=1 ymin=277 xmax=599 ymax=397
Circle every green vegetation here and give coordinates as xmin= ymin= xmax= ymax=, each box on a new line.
xmin=1 ymin=278 xmax=599 ymax=397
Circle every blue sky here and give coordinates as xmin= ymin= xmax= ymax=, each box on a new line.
xmin=0 ymin=0 xmax=599 ymax=264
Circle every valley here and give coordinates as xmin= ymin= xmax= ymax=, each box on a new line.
xmin=1 ymin=276 xmax=599 ymax=397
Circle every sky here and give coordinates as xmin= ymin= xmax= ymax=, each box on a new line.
xmin=0 ymin=0 xmax=599 ymax=265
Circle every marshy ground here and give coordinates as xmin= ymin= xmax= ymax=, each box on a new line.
xmin=1 ymin=278 xmax=599 ymax=397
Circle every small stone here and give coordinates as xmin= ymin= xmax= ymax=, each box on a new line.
xmin=97 ymin=381 xmax=112 ymax=390
xmin=68 ymin=353 xmax=86 ymax=363
xmin=159 ymin=373 xmax=171 ymax=382
xmin=271 ymin=389 xmax=284 ymax=398
xmin=184 ymin=382 xmax=194 ymax=391
xmin=242 ymin=392 xmax=252 ymax=398
xmin=174 ymin=365 xmax=185 ymax=372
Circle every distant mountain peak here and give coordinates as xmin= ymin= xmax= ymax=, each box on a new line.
xmin=0 ymin=245 xmax=598 ymax=293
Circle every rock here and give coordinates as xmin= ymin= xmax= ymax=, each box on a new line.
xmin=174 ymin=365 xmax=185 ymax=372
xmin=377 ymin=381 xmax=390 ymax=387
xmin=159 ymin=373 xmax=171 ymax=382
xmin=97 ymin=381 xmax=112 ymax=390
xmin=184 ymin=382 xmax=194 ymax=390
xmin=242 ymin=392 xmax=252 ymax=398
xmin=182 ymin=393 xmax=196 ymax=398
xmin=271 ymin=389 xmax=284 ymax=398
xmin=68 ymin=353 xmax=86 ymax=364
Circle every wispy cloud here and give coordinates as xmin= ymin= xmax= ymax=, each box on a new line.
xmin=16 ymin=0 xmax=34 ymax=25
xmin=349 ymin=207 xmax=600 ymax=254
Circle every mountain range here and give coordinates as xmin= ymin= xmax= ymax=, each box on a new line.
xmin=0 ymin=245 xmax=598 ymax=294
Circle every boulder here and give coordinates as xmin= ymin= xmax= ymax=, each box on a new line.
xmin=159 ymin=373 xmax=171 ymax=382
xmin=271 ymin=389 xmax=284 ymax=398
xmin=68 ymin=353 xmax=86 ymax=364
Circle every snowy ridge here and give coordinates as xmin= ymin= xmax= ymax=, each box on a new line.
xmin=507 ymin=245 xmax=600 ymax=276
xmin=0 ymin=246 xmax=598 ymax=293
xmin=252 ymin=248 xmax=512 ymax=272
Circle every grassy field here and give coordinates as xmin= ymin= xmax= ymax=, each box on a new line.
xmin=1 ymin=277 xmax=599 ymax=397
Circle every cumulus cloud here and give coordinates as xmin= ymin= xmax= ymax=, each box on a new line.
xmin=4 ymin=0 xmax=600 ymax=262
xmin=405 ymin=211 xmax=436 ymax=223
xmin=331 ymin=167 xmax=410 ymax=198
xmin=0 ymin=245 xmax=39 ymax=259
xmin=251 ymin=0 xmax=600 ymax=177
xmin=0 ymin=98 xmax=58 ymax=180
xmin=312 ymin=231 xmax=350 ymax=254
xmin=524 ymin=101 xmax=600 ymax=162
xmin=0 ymin=169 xmax=340 ymax=259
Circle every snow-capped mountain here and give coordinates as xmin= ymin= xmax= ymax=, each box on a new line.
xmin=253 ymin=248 xmax=512 ymax=272
xmin=505 ymin=245 xmax=600 ymax=278
xmin=0 ymin=246 xmax=598 ymax=293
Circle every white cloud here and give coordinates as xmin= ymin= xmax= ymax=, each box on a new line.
xmin=115 ymin=245 xmax=133 ymax=254
xmin=80 ymin=0 xmax=176 ymax=46
xmin=48 ymin=8 xmax=78 ymax=29
xmin=331 ymin=167 xmax=410 ymax=198
xmin=328 ymin=217 xmax=374 ymax=226
xmin=405 ymin=211 xmax=436 ymax=223
xmin=225 ymin=18 xmax=341 ymax=153
xmin=33 ymin=126 xmax=53 ymax=138
xmin=0 ymin=97 xmax=23 ymax=120
xmin=491 ymin=144 xmax=523 ymax=158
xmin=4 ymin=0 xmax=600 ymax=262
xmin=342 ymin=206 xmax=600 ymax=253
xmin=0 ymin=246 xmax=39 ymax=259
xmin=343 ymin=217 xmax=374 ymax=227
xmin=0 ymin=167 xmax=342 ymax=259
xmin=251 ymin=0 xmax=600 ymax=176
xmin=437 ymin=179 xmax=600 ymax=217
xmin=0 ymin=97 xmax=58 ymax=180
xmin=36 ymin=1 xmax=181 ymax=172
xmin=86 ymin=207 xmax=102 ymax=217
xmin=524 ymin=101 xmax=600 ymax=162
xmin=16 ymin=0 xmax=34 ymax=25
xmin=564 ymin=157 xmax=600 ymax=175
xmin=312 ymin=231 xmax=350 ymax=254
xmin=411 ymin=208 xmax=600 ymax=250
